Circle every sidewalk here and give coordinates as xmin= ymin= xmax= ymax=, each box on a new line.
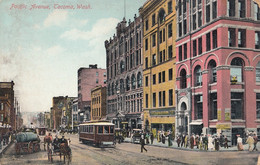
xmin=124 ymin=137 xmax=258 ymax=152
xmin=0 ymin=141 xmax=12 ymax=157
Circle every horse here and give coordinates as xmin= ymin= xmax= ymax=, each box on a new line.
xmin=59 ymin=139 xmax=71 ymax=164
xmin=44 ymin=135 xmax=52 ymax=151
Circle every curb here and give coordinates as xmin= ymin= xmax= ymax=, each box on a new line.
xmin=0 ymin=142 xmax=13 ymax=157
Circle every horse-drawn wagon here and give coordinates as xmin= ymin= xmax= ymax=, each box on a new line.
xmin=15 ymin=132 xmax=41 ymax=154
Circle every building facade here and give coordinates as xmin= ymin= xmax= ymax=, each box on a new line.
xmin=78 ymin=64 xmax=106 ymax=122
xmin=44 ymin=112 xmax=51 ymax=129
xmin=175 ymin=0 xmax=260 ymax=145
xmin=140 ymin=0 xmax=177 ymax=134
xmin=91 ymin=86 xmax=107 ymax=121
xmin=72 ymin=98 xmax=78 ymax=131
xmin=105 ymin=15 xmax=143 ymax=130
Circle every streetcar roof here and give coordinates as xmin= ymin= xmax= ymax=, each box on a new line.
xmin=80 ymin=122 xmax=115 ymax=126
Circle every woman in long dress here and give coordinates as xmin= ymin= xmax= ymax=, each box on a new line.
xmin=208 ymin=134 xmax=214 ymax=150
xmin=237 ymin=135 xmax=244 ymax=151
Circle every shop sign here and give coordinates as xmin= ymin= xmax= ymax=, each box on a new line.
xmin=225 ymin=108 xmax=231 ymax=121
xmin=217 ymin=109 xmax=221 ymax=121
xmin=216 ymin=123 xmax=231 ymax=130
xmin=149 ymin=109 xmax=175 ymax=116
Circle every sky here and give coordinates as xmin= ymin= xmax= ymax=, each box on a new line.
xmin=0 ymin=0 xmax=146 ymax=113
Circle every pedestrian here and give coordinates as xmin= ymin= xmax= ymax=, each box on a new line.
xmin=203 ymin=134 xmax=208 ymax=150
xmin=214 ymin=135 xmax=220 ymax=151
xmin=184 ymin=134 xmax=188 ymax=148
xmin=219 ymin=133 xmax=224 ymax=147
xmin=157 ymin=131 xmax=161 ymax=142
xmin=150 ymin=132 xmax=154 ymax=145
xmin=224 ymin=135 xmax=229 ymax=149
xmin=177 ymin=134 xmax=181 ymax=147
xmin=162 ymin=131 xmax=165 ymax=144
xmin=146 ymin=132 xmax=150 ymax=144
xmin=208 ymin=134 xmax=214 ymax=151
xmin=190 ymin=133 xmax=195 ymax=149
xmin=168 ymin=131 xmax=172 ymax=147
xmin=195 ymin=134 xmax=199 ymax=149
xmin=246 ymin=133 xmax=254 ymax=151
xmin=181 ymin=133 xmax=186 ymax=147
xmin=237 ymin=134 xmax=244 ymax=151
xmin=199 ymin=134 xmax=203 ymax=150
xmin=253 ymin=132 xmax=258 ymax=151
xmin=140 ymin=133 xmax=147 ymax=153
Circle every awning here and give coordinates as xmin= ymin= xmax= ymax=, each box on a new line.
xmin=189 ymin=121 xmax=203 ymax=125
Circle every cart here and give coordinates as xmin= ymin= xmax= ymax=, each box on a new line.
xmin=48 ymin=139 xmax=72 ymax=164
xmin=15 ymin=140 xmax=40 ymax=154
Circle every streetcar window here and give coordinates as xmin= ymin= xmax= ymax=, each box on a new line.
xmin=98 ymin=126 xmax=103 ymax=134
xmin=110 ymin=126 xmax=114 ymax=134
xmin=89 ymin=126 xmax=93 ymax=133
xmin=86 ymin=126 xmax=89 ymax=132
xmin=84 ymin=126 xmax=86 ymax=132
xmin=104 ymin=126 xmax=109 ymax=134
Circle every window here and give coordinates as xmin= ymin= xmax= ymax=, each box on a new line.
xmin=98 ymin=126 xmax=103 ymax=134
xmin=152 ymin=93 xmax=156 ymax=107
xmin=152 ymin=54 xmax=156 ymax=66
xmin=254 ymin=2 xmax=260 ymax=20
xmin=0 ymin=114 xmax=3 ymax=122
xmin=230 ymin=58 xmax=244 ymax=83
xmin=238 ymin=0 xmax=245 ymax=18
xmin=159 ymin=9 xmax=165 ymax=24
xmin=120 ymin=79 xmax=125 ymax=92
xmin=256 ymin=62 xmax=260 ymax=82
xmin=210 ymin=93 xmax=217 ymax=120
xmin=183 ymin=19 xmax=187 ymax=35
xmin=162 ymin=71 xmax=165 ymax=82
xmin=130 ymin=54 xmax=133 ymax=68
xmin=228 ymin=28 xmax=236 ymax=47
xmin=152 ymin=14 xmax=156 ymax=26
xmin=183 ymin=0 xmax=187 ymax=13
xmin=152 ymin=34 xmax=156 ymax=47
xmin=96 ymin=79 xmax=99 ymax=84
xmin=193 ymin=0 xmax=196 ymax=8
xmin=206 ymin=4 xmax=210 ymax=23
xmin=212 ymin=1 xmax=217 ymax=19
xmin=198 ymin=37 xmax=202 ymax=55
xmin=131 ymin=74 xmax=136 ymax=89
xmin=96 ymin=72 xmax=99 ymax=76
xmin=145 ymin=38 xmax=148 ymax=50
xmin=159 ymin=72 xmax=162 ymax=83
xmin=257 ymin=93 xmax=260 ymax=119
xmin=208 ymin=60 xmax=217 ymax=83
xmin=256 ymin=32 xmax=260 ymax=49
xmin=180 ymin=69 xmax=187 ymax=89
xmin=159 ymin=51 xmax=163 ymax=63
xmin=179 ymin=45 xmax=183 ymax=61
xmin=126 ymin=77 xmax=130 ymax=91
xmin=145 ymin=57 xmax=148 ymax=69
xmin=193 ymin=40 xmax=197 ymax=57
xmin=145 ymin=94 xmax=148 ymax=108
xmin=169 ymin=68 xmax=173 ymax=81
xmin=146 ymin=20 xmax=149 ymax=31
xmin=137 ymin=72 xmax=142 ymax=88
xmin=178 ymin=23 xmax=182 ymax=37
xmin=238 ymin=29 xmax=246 ymax=48
xmin=159 ymin=91 xmax=162 ymax=107
xmin=163 ymin=50 xmax=166 ymax=62
xmin=195 ymin=66 xmax=202 ymax=86
xmin=228 ymin=0 xmax=236 ymax=17
xmin=168 ymin=45 xmax=173 ymax=59
xmin=169 ymin=89 xmax=173 ymax=106
xmin=198 ymin=12 xmax=202 ymax=27
xmin=153 ymin=74 xmax=156 ymax=85
xmin=163 ymin=91 xmax=166 ymax=106
xmin=104 ymin=72 xmax=106 ymax=77
xmin=195 ymin=95 xmax=203 ymax=119
xmin=159 ymin=30 xmax=162 ymax=44
xmin=184 ymin=43 xmax=187 ymax=60
xmin=136 ymin=51 xmax=139 ymax=65
xmin=206 ymin=32 xmax=211 ymax=51
xmin=163 ymin=29 xmax=165 ymax=42
xmin=168 ymin=1 xmax=172 ymax=14
xmin=231 ymin=92 xmax=244 ymax=119
xmin=178 ymin=0 xmax=182 ymax=16
xmin=168 ymin=23 xmax=172 ymax=38
xmin=193 ymin=14 xmax=196 ymax=30
xmin=145 ymin=76 xmax=148 ymax=86
xmin=120 ymin=61 xmax=125 ymax=73
xmin=213 ymin=30 xmax=218 ymax=49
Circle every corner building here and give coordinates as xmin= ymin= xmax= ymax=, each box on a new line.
xmin=175 ymin=0 xmax=260 ymax=145
xmin=105 ymin=16 xmax=143 ymax=130
xmin=140 ymin=0 xmax=177 ymax=134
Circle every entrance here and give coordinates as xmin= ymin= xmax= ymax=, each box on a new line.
xmin=191 ymin=125 xmax=203 ymax=135
xmin=231 ymin=128 xmax=245 ymax=146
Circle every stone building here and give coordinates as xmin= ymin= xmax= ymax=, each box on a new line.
xmin=175 ymin=0 xmax=260 ymax=145
xmin=91 ymin=86 xmax=107 ymax=121
xmin=105 ymin=15 xmax=143 ymax=130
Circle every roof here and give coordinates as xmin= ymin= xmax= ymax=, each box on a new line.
xmin=80 ymin=122 xmax=115 ymax=126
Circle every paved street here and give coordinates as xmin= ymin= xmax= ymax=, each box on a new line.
xmin=0 ymin=133 xmax=259 ymax=165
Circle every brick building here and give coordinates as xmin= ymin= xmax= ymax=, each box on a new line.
xmin=91 ymin=86 xmax=107 ymax=121
xmin=105 ymin=15 xmax=143 ymax=130
xmin=175 ymin=0 xmax=260 ymax=145
xmin=78 ymin=64 xmax=106 ymax=122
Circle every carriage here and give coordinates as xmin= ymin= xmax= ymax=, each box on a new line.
xmin=47 ymin=137 xmax=72 ymax=164
xmin=37 ymin=127 xmax=47 ymax=136
xmin=15 ymin=132 xmax=41 ymax=154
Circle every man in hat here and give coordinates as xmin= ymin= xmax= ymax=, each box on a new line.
xmin=246 ymin=133 xmax=254 ymax=151
xmin=53 ymin=135 xmax=60 ymax=151
xmin=253 ymin=132 xmax=258 ymax=151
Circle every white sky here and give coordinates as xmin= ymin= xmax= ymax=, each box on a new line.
xmin=0 ymin=0 xmax=146 ymax=112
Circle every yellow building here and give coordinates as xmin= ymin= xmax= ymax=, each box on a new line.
xmin=91 ymin=86 xmax=107 ymax=121
xmin=140 ymin=0 xmax=176 ymax=135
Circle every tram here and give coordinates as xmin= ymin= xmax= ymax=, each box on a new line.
xmin=79 ymin=121 xmax=115 ymax=147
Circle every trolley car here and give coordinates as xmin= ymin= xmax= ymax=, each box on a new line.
xmin=79 ymin=121 xmax=115 ymax=147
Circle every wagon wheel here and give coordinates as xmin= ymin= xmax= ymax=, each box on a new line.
xmin=33 ymin=143 xmax=40 ymax=152
xmin=28 ymin=142 xmax=33 ymax=153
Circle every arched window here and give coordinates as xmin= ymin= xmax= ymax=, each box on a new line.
xmin=256 ymin=62 xmax=260 ymax=82
xmin=158 ymin=9 xmax=166 ymax=24
xmin=230 ymin=57 xmax=244 ymax=83
xmin=208 ymin=60 xmax=217 ymax=83
xmin=137 ymin=72 xmax=142 ymax=88
xmin=120 ymin=79 xmax=124 ymax=93
xmin=126 ymin=77 xmax=130 ymax=91
xmin=180 ymin=69 xmax=187 ymax=89
xmin=120 ymin=60 xmax=125 ymax=74
xmin=131 ymin=74 xmax=136 ymax=89
xmin=115 ymin=80 xmax=119 ymax=93
xmin=194 ymin=66 xmax=202 ymax=86
xmin=111 ymin=83 xmax=114 ymax=95
xmin=181 ymin=102 xmax=187 ymax=111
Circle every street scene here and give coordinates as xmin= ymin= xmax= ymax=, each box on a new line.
xmin=1 ymin=0 xmax=260 ymax=164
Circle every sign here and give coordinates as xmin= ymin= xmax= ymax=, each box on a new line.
xmin=149 ymin=109 xmax=175 ymax=116
xmin=217 ymin=109 xmax=221 ymax=121
xmin=216 ymin=123 xmax=231 ymax=130
xmin=225 ymin=108 xmax=231 ymax=121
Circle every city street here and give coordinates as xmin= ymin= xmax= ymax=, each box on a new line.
xmin=0 ymin=133 xmax=259 ymax=165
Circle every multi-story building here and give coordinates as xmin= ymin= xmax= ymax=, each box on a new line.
xmin=91 ymin=86 xmax=107 ymax=121
xmin=44 ymin=112 xmax=51 ymax=129
xmin=78 ymin=64 xmax=106 ymax=122
xmin=139 ymin=0 xmax=177 ymax=134
xmin=175 ymin=0 xmax=260 ymax=145
xmin=105 ymin=15 xmax=143 ymax=130
xmin=72 ymin=98 xmax=78 ymax=131
xmin=0 ymin=81 xmax=15 ymax=130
